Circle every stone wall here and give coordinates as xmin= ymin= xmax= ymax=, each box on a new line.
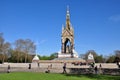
xmin=0 ymin=63 xmax=120 ymax=75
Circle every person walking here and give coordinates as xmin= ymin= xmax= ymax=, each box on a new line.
xmin=63 ymin=63 xmax=67 ymax=74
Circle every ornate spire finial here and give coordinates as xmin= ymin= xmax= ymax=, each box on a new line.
xmin=66 ymin=5 xmax=70 ymax=30
xmin=67 ymin=5 xmax=69 ymax=13
xmin=67 ymin=5 xmax=70 ymax=17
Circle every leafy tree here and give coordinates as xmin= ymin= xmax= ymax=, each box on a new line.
xmin=0 ymin=33 xmax=4 ymax=63
xmin=114 ymin=50 xmax=120 ymax=58
xmin=14 ymin=39 xmax=36 ymax=63
xmin=2 ymin=42 xmax=11 ymax=62
xmin=106 ymin=55 xmax=116 ymax=63
xmin=49 ymin=53 xmax=57 ymax=60
xmin=39 ymin=55 xmax=50 ymax=60
xmin=114 ymin=56 xmax=120 ymax=63
xmin=113 ymin=50 xmax=120 ymax=64
xmin=0 ymin=33 xmax=11 ymax=63
xmin=38 ymin=53 xmax=57 ymax=60
xmin=95 ymin=55 xmax=104 ymax=63
xmin=84 ymin=50 xmax=98 ymax=60
xmin=83 ymin=50 xmax=106 ymax=63
xmin=8 ymin=49 xmax=33 ymax=63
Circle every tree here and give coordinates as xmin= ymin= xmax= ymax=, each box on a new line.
xmin=114 ymin=56 xmax=120 ymax=63
xmin=38 ymin=53 xmax=58 ymax=60
xmin=14 ymin=39 xmax=36 ymax=63
xmin=0 ymin=33 xmax=11 ymax=63
xmin=95 ymin=55 xmax=104 ymax=63
xmin=114 ymin=50 xmax=120 ymax=63
xmin=39 ymin=55 xmax=50 ymax=60
xmin=83 ymin=50 xmax=106 ymax=63
xmin=2 ymin=42 xmax=11 ymax=62
xmin=49 ymin=53 xmax=58 ymax=60
xmin=106 ymin=55 xmax=115 ymax=63
xmin=114 ymin=50 xmax=120 ymax=58
xmin=84 ymin=50 xmax=98 ymax=60
xmin=8 ymin=50 xmax=22 ymax=63
xmin=0 ymin=33 xmax=4 ymax=63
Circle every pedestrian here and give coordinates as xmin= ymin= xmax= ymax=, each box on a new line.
xmin=118 ymin=62 xmax=120 ymax=68
xmin=99 ymin=64 xmax=102 ymax=74
xmin=38 ymin=62 xmax=40 ymax=67
xmin=94 ymin=66 xmax=98 ymax=74
xmin=45 ymin=65 xmax=50 ymax=73
xmin=7 ymin=65 xmax=10 ymax=73
xmin=99 ymin=64 xmax=102 ymax=68
xmin=50 ymin=64 xmax=52 ymax=69
xmin=63 ymin=63 xmax=67 ymax=74
xmin=28 ymin=63 xmax=31 ymax=69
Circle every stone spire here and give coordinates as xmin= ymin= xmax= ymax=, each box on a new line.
xmin=66 ymin=6 xmax=71 ymax=30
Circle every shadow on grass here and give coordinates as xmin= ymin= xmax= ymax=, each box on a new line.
xmin=65 ymin=74 xmax=120 ymax=80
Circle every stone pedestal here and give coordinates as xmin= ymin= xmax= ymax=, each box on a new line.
xmin=58 ymin=53 xmax=78 ymax=58
xmin=58 ymin=49 xmax=79 ymax=58
xmin=58 ymin=53 xmax=72 ymax=58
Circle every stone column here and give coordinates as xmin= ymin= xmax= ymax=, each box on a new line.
xmin=61 ymin=43 xmax=64 ymax=53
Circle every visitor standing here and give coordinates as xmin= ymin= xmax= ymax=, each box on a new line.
xmin=38 ymin=62 xmax=40 ymax=67
xmin=99 ymin=64 xmax=102 ymax=74
xmin=28 ymin=63 xmax=31 ymax=69
xmin=63 ymin=63 xmax=67 ymax=73
xmin=118 ymin=62 xmax=120 ymax=68
xmin=94 ymin=66 xmax=98 ymax=74
xmin=99 ymin=64 xmax=102 ymax=68
xmin=7 ymin=65 xmax=10 ymax=73
xmin=50 ymin=64 xmax=52 ymax=69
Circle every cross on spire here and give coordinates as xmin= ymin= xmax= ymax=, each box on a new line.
xmin=66 ymin=5 xmax=70 ymax=20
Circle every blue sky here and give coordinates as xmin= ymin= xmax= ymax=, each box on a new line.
xmin=0 ymin=0 xmax=120 ymax=56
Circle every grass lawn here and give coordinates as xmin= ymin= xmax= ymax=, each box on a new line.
xmin=0 ymin=72 xmax=120 ymax=80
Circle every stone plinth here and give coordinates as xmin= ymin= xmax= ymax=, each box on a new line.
xmin=58 ymin=54 xmax=72 ymax=58
xmin=58 ymin=50 xmax=79 ymax=58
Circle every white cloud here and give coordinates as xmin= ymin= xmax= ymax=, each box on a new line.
xmin=35 ymin=39 xmax=47 ymax=46
xmin=109 ymin=15 xmax=120 ymax=22
xmin=39 ymin=40 xmax=47 ymax=44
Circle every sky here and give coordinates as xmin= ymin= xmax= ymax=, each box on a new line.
xmin=0 ymin=0 xmax=120 ymax=56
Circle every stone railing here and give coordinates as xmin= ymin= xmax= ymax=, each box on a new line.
xmin=102 ymin=68 xmax=120 ymax=75
xmin=68 ymin=68 xmax=120 ymax=75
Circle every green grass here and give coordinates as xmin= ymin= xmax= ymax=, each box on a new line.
xmin=0 ymin=72 xmax=120 ymax=80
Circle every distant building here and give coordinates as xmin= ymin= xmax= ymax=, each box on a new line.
xmin=88 ymin=53 xmax=94 ymax=60
xmin=87 ymin=53 xmax=95 ymax=63
xmin=58 ymin=6 xmax=78 ymax=58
